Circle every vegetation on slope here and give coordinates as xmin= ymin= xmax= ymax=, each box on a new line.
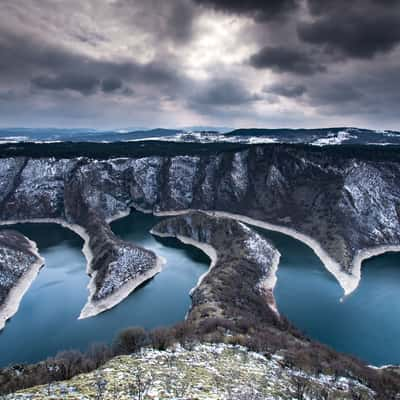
xmin=6 ymin=343 xmax=374 ymax=400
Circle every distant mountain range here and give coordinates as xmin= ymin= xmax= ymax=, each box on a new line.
xmin=0 ymin=126 xmax=399 ymax=145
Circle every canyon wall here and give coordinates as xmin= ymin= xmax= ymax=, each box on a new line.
xmin=0 ymin=144 xmax=399 ymax=293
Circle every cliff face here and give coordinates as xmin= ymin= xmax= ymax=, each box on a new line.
xmin=0 ymin=144 xmax=399 ymax=295
xmin=0 ymin=230 xmax=44 ymax=330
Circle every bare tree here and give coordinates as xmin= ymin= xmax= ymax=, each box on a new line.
xmin=94 ymin=371 xmax=107 ymax=400
xmin=290 ymin=375 xmax=310 ymax=400
xmin=219 ymin=367 xmax=261 ymax=400
xmin=44 ymin=361 xmax=58 ymax=396
xmin=114 ymin=327 xmax=148 ymax=355
xmin=55 ymin=350 xmax=83 ymax=379
xmin=150 ymin=327 xmax=173 ymax=350
xmin=235 ymin=386 xmax=265 ymax=400
xmin=311 ymin=387 xmax=331 ymax=400
xmin=164 ymin=353 xmax=177 ymax=369
xmin=87 ymin=343 xmax=113 ymax=368
xmin=111 ymin=379 xmax=122 ymax=399
xmin=128 ymin=366 xmax=153 ymax=400
xmin=166 ymin=364 xmax=191 ymax=398
xmin=349 ymin=385 xmax=370 ymax=400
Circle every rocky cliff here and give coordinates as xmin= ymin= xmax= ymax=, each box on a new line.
xmin=0 ymin=143 xmax=399 ymax=301
xmin=0 ymin=229 xmax=44 ymax=330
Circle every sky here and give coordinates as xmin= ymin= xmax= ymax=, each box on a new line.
xmin=0 ymin=0 xmax=399 ymax=130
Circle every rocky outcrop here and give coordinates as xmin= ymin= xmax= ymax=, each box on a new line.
xmin=151 ymin=211 xmax=281 ymax=325
xmin=78 ymin=210 xmax=163 ymax=319
xmin=63 ymin=164 xmax=163 ymax=319
xmin=0 ymin=144 xmax=399 ymax=300
xmin=0 ymin=230 xmax=44 ymax=330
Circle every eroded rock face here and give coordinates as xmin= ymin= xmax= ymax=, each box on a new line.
xmin=152 ymin=211 xmax=281 ymax=326
xmin=127 ymin=157 xmax=163 ymax=210
xmin=2 ymin=158 xmax=75 ymax=221
xmin=0 ymin=230 xmax=43 ymax=330
xmin=0 ymin=144 xmax=399 ymax=294
xmin=63 ymin=166 xmax=161 ymax=318
xmin=79 ymin=211 xmax=161 ymax=319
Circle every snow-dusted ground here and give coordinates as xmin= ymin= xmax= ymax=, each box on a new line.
xmin=7 ymin=343 xmax=374 ymax=399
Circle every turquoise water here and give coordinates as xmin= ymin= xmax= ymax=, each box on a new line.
xmin=1 ymin=213 xmax=400 ymax=368
xmin=260 ymin=229 xmax=400 ymax=366
xmin=0 ymin=212 xmax=208 ymax=367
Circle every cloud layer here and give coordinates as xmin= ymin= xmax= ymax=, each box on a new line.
xmin=0 ymin=0 xmax=399 ymax=129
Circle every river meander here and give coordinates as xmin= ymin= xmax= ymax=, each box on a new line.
xmin=1 ymin=212 xmax=399 ymax=367
xmin=0 ymin=212 xmax=208 ymax=367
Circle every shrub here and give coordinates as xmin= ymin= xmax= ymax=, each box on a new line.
xmin=149 ymin=327 xmax=173 ymax=350
xmin=113 ymin=327 xmax=149 ymax=355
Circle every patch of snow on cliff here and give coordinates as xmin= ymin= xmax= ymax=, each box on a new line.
xmin=200 ymin=155 xmax=221 ymax=205
xmin=231 ymin=151 xmax=249 ymax=200
xmin=342 ymin=162 xmax=400 ymax=235
xmin=0 ymin=244 xmax=36 ymax=303
xmin=168 ymin=156 xmax=199 ymax=208
xmin=241 ymin=223 xmax=275 ymax=276
xmin=130 ymin=157 xmax=163 ymax=208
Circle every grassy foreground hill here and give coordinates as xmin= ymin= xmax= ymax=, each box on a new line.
xmin=6 ymin=343 xmax=373 ymax=400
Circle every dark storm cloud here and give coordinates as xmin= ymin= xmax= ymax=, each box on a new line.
xmin=193 ymin=0 xmax=298 ymax=20
xmin=298 ymin=14 xmax=400 ymax=59
xmin=31 ymin=74 xmax=101 ymax=95
xmin=291 ymin=60 xmax=400 ymax=127
xmin=265 ymin=83 xmax=307 ymax=98
xmin=308 ymin=84 xmax=363 ymax=106
xmin=101 ymin=78 xmax=123 ymax=93
xmin=249 ymin=46 xmax=325 ymax=75
xmin=164 ymin=0 xmax=198 ymax=42
xmin=0 ymin=28 xmax=181 ymax=94
xmin=0 ymin=1 xmax=198 ymax=127
xmin=306 ymin=0 xmax=399 ymax=16
xmin=0 ymin=0 xmax=400 ymax=129
xmin=299 ymin=0 xmax=400 ymax=59
xmin=0 ymin=30 xmax=79 ymax=79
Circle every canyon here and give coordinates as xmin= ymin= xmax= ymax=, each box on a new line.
xmin=2 ymin=141 xmax=400 ymax=397
xmin=1 ymin=143 xmax=400 ymax=319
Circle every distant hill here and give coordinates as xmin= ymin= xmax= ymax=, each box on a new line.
xmin=0 ymin=128 xmax=182 ymax=143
